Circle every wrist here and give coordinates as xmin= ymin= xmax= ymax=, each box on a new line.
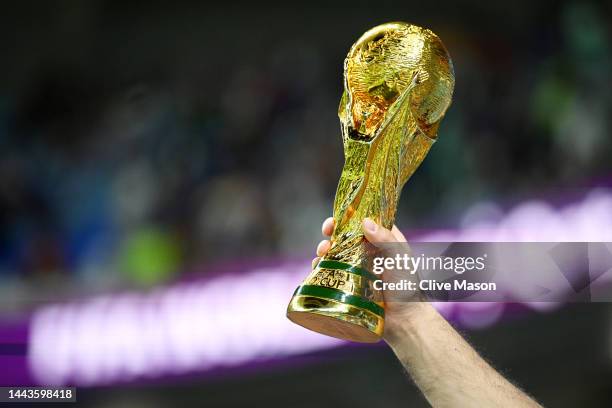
xmin=383 ymin=302 xmax=439 ymax=347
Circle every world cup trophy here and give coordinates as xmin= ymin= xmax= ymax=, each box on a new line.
xmin=287 ymin=22 xmax=455 ymax=342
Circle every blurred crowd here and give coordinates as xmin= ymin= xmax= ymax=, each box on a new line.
xmin=0 ymin=1 xmax=610 ymax=303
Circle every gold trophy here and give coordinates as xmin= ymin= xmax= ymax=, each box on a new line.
xmin=287 ymin=22 xmax=454 ymax=342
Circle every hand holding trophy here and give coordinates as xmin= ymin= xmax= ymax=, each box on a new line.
xmin=287 ymin=22 xmax=454 ymax=342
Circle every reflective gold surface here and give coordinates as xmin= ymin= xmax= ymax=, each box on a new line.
xmin=288 ymin=294 xmax=384 ymax=343
xmin=287 ymin=22 xmax=454 ymax=342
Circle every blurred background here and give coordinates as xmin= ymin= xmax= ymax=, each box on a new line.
xmin=0 ymin=0 xmax=611 ymax=406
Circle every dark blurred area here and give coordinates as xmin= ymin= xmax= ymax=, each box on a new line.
xmin=0 ymin=0 xmax=611 ymax=406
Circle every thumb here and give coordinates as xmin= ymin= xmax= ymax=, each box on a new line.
xmin=362 ymin=218 xmax=418 ymax=303
xmin=362 ymin=218 xmax=397 ymax=246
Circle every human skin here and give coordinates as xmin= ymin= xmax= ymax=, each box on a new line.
xmin=313 ymin=217 xmax=542 ymax=408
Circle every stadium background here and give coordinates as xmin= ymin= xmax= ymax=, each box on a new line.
xmin=0 ymin=1 xmax=611 ymax=406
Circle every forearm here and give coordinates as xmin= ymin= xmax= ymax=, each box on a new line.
xmin=384 ymin=303 xmax=541 ymax=408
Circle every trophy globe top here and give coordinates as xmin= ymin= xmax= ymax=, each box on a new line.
xmin=339 ymin=22 xmax=455 ymax=140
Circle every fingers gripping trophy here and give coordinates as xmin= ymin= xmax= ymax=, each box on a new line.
xmin=287 ymin=22 xmax=455 ymax=342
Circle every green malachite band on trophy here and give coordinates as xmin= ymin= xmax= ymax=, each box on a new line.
xmin=317 ymin=260 xmax=379 ymax=282
xmin=294 ymin=284 xmax=385 ymax=318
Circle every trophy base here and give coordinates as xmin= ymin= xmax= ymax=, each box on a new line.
xmin=287 ymin=290 xmax=384 ymax=343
